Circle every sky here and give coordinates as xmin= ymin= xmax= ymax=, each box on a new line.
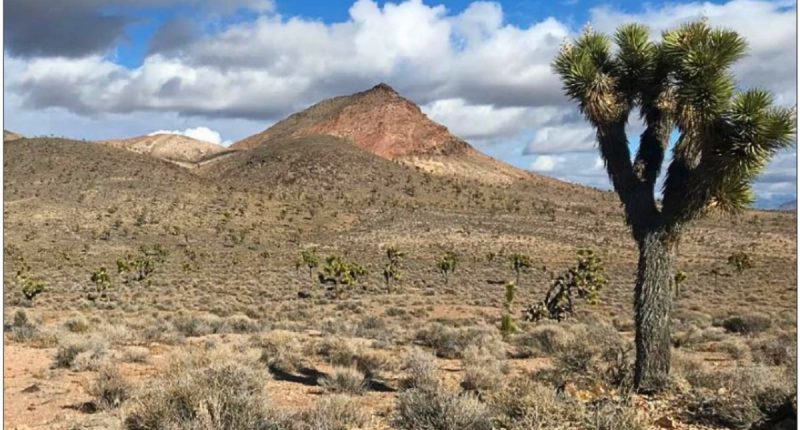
xmin=3 ymin=0 xmax=797 ymax=208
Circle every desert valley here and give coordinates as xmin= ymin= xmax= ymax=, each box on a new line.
xmin=2 ymin=82 xmax=796 ymax=429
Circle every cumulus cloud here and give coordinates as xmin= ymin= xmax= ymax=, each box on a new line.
xmin=148 ymin=126 xmax=229 ymax=145
xmin=3 ymin=0 xmax=796 ymax=206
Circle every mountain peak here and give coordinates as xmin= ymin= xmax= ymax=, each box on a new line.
xmin=368 ymin=82 xmax=398 ymax=94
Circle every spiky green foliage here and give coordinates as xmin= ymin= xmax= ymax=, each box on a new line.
xmin=508 ymin=253 xmax=532 ymax=286
xmin=500 ymin=282 xmax=518 ymax=336
xmin=523 ymin=249 xmax=607 ymax=322
xmin=435 ymin=251 xmax=458 ymax=285
xmin=674 ymin=270 xmax=688 ymax=297
xmin=15 ymin=257 xmax=46 ymax=303
xmin=296 ymin=247 xmax=320 ymax=281
xmin=90 ymin=267 xmax=113 ymax=293
xmin=383 ymin=247 xmax=405 ymax=292
xmin=727 ymin=251 xmax=754 ymax=275
xmin=319 ymin=255 xmax=367 ymax=299
xmin=553 ymin=20 xmax=795 ymax=233
xmin=116 ymin=244 xmax=168 ymax=285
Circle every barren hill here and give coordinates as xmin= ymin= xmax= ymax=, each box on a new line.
xmin=230 ymin=83 xmax=531 ymax=184
xmin=100 ymin=133 xmax=229 ymax=166
xmin=4 ymin=130 xmax=23 ymax=141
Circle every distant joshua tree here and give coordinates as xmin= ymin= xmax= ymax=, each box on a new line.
xmin=727 ymin=251 xmax=754 ymax=275
xmin=553 ymin=21 xmax=795 ymax=392
xmin=382 ymin=247 xmax=405 ymax=293
xmin=508 ymin=253 xmax=532 ymax=286
xmin=318 ymin=255 xmax=366 ymax=299
xmin=435 ymin=251 xmax=458 ymax=285
xmin=296 ymin=248 xmax=320 ymax=281
xmin=15 ymin=257 xmax=46 ymax=304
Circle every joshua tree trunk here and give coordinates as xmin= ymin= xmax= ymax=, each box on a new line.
xmin=633 ymin=229 xmax=675 ymax=393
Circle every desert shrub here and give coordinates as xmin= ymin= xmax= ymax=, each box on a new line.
xmin=513 ymin=323 xmax=573 ymax=357
xmin=490 ymin=377 xmax=580 ymax=429
xmin=721 ymin=313 xmax=772 ymax=335
xmin=89 ymin=365 xmax=131 ymax=409
xmin=460 ymin=345 xmax=507 ymax=392
xmin=124 ymin=349 xmax=278 ymax=430
xmin=355 ymin=315 xmax=393 ymax=341
xmin=717 ymin=338 xmax=749 ymax=360
xmin=686 ymin=364 xmax=794 ymax=429
xmin=402 ymin=349 xmax=439 ymax=391
xmin=255 ymin=330 xmax=305 ymax=372
xmin=54 ymin=336 xmax=108 ymax=370
xmin=297 ymin=395 xmax=367 ymax=430
xmin=415 ymin=323 xmax=504 ymax=359
xmin=172 ymin=314 xmax=224 ymax=337
xmin=749 ymin=334 xmax=795 ymax=366
xmin=555 ymin=338 xmax=595 ymax=375
xmin=223 ymin=314 xmax=261 ymax=333
xmin=584 ymin=400 xmax=646 ymax=430
xmin=64 ymin=315 xmax=91 ymax=333
xmin=319 ymin=367 xmax=367 ymax=395
xmin=394 ymin=386 xmax=492 ymax=430
xmin=120 ymin=346 xmax=150 ymax=363
xmin=6 ymin=309 xmax=39 ymax=342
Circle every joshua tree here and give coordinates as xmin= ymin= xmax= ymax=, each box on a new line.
xmin=295 ymin=248 xmax=320 ymax=281
xmin=508 ymin=253 xmax=532 ymax=286
xmin=90 ymin=267 xmax=113 ymax=294
xmin=435 ymin=251 xmax=458 ymax=285
xmin=553 ymin=21 xmax=795 ymax=392
xmin=15 ymin=259 xmax=46 ymax=304
xmin=673 ymin=270 xmax=688 ymax=298
xmin=727 ymin=251 xmax=754 ymax=275
xmin=382 ymin=247 xmax=405 ymax=292
xmin=117 ymin=244 xmax=168 ymax=285
xmin=500 ymin=281 xmax=517 ymax=336
xmin=318 ymin=255 xmax=366 ymax=299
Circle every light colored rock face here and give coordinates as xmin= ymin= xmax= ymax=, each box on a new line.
xmin=231 ymin=83 xmax=532 ymax=184
xmin=101 ymin=134 xmax=226 ymax=164
xmin=4 ymin=130 xmax=24 ymax=141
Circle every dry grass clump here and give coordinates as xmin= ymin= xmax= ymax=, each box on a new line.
xmin=748 ymin=332 xmax=796 ymax=366
xmin=584 ymin=400 xmax=647 ymax=430
xmin=53 ymin=335 xmax=109 ymax=371
xmin=222 ymin=314 xmax=261 ymax=333
xmin=720 ymin=313 xmax=772 ymax=335
xmin=415 ymin=322 xmax=504 ymax=359
xmin=124 ymin=347 xmax=278 ymax=430
xmin=254 ymin=330 xmax=306 ymax=372
xmin=64 ymin=315 xmax=91 ymax=333
xmin=295 ymin=394 xmax=368 ymax=430
xmin=394 ymin=386 xmax=492 ymax=430
xmin=401 ymin=349 xmax=439 ymax=390
xmin=683 ymin=362 xmax=795 ymax=429
xmin=316 ymin=336 xmax=392 ymax=379
xmin=319 ymin=366 xmax=368 ymax=395
xmin=512 ymin=323 xmax=573 ymax=357
xmin=460 ymin=345 xmax=508 ymax=392
xmin=171 ymin=313 xmax=224 ymax=337
xmin=120 ymin=346 xmax=150 ymax=363
xmin=490 ymin=377 xmax=581 ymax=429
xmin=89 ymin=364 xmax=131 ymax=410
xmin=6 ymin=309 xmax=40 ymax=342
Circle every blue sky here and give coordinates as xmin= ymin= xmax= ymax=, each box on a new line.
xmin=4 ymin=0 xmax=797 ymax=208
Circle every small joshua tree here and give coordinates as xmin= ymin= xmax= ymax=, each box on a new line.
xmin=673 ymin=270 xmax=687 ymax=298
xmin=500 ymin=281 xmax=518 ymax=336
xmin=90 ymin=267 xmax=113 ymax=295
xmin=436 ymin=251 xmax=458 ymax=285
xmin=508 ymin=253 xmax=533 ymax=286
xmin=727 ymin=251 xmax=754 ymax=275
xmin=296 ymin=248 xmax=320 ymax=281
xmin=117 ymin=244 xmax=168 ymax=285
xmin=523 ymin=249 xmax=607 ymax=322
xmin=383 ymin=247 xmax=405 ymax=293
xmin=15 ymin=259 xmax=46 ymax=304
xmin=318 ymin=255 xmax=367 ymax=299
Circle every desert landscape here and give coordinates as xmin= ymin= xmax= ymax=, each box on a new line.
xmin=3 ymin=80 xmax=796 ymax=429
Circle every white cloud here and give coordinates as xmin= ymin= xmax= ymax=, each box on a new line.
xmin=148 ymin=126 xmax=229 ymax=145
xmin=530 ymin=155 xmax=564 ymax=172
xmin=525 ymin=123 xmax=596 ymax=154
